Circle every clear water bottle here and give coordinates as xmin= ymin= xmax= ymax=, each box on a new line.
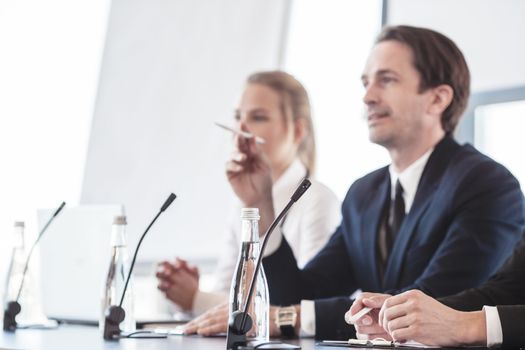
xmin=228 ymin=208 xmax=269 ymax=342
xmin=3 ymin=222 xmax=27 ymax=305
xmin=99 ymin=215 xmax=135 ymax=333
xmin=2 ymin=221 xmax=42 ymax=324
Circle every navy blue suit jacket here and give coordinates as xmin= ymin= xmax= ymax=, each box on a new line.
xmin=263 ymin=136 xmax=525 ymax=340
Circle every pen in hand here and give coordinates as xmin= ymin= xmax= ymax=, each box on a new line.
xmin=214 ymin=122 xmax=266 ymax=144
xmin=345 ymin=307 xmax=372 ymax=324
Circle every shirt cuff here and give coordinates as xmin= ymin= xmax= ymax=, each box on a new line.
xmin=483 ymin=306 xmax=503 ymax=347
xmin=300 ymin=300 xmax=316 ymax=336
xmin=262 ymin=226 xmax=283 ymax=258
xmin=193 ymin=290 xmax=228 ymax=315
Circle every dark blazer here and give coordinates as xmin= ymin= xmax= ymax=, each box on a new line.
xmin=263 ymin=136 xmax=525 ymax=340
xmin=441 ymin=234 xmax=525 ymax=348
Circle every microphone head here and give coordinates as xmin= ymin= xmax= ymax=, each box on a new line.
xmin=53 ymin=201 xmax=66 ymax=217
xmin=291 ymin=179 xmax=311 ymax=202
xmin=160 ymin=193 xmax=177 ymax=212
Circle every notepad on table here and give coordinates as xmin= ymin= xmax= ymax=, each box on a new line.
xmin=319 ymin=338 xmax=439 ymax=348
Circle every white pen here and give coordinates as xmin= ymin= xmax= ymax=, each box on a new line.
xmin=345 ymin=307 xmax=372 ymax=324
xmin=214 ymin=122 xmax=266 ymax=144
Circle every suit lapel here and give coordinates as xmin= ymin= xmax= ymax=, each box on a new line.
xmin=382 ymin=136 xmax=461 ymax=289
xmin=360 ymin=169 xmax=390 ymax=289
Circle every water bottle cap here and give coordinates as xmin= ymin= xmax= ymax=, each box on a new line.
xmin=240 ymin=208 xmax=260 ymax=220
xmin=14 ymin=221 xmax=25 ymax=228
xmin=113 ymin=215 xmax=127 ymax=225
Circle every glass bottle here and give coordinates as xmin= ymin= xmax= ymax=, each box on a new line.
xmin=3 ymin=221 xmax=47 ymax=325
xmin=3 ymin=222 xmax=27 ymax=306
xmin=99 ymin=215 xmax=135 ymax=333
xmin=228 ymin=208 xmax=269 ymax=342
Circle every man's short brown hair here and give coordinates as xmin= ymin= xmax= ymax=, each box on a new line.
xmin=376 ymin=25 xmax=470 ymax=134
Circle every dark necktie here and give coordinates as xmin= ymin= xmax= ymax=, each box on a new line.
xmin=386 ymin=179 xmax=405 ymax=254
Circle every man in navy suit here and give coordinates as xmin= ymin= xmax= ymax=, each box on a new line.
xmin=258 ymin=25 xmax=524 ymax=340
xmin=183 ymin=25 xmax=525 ymax=340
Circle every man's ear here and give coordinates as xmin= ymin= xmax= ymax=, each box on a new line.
xmin=428 ymin=84 xmax=454 ymax=116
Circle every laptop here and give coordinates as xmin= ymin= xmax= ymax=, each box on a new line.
xmin=37 ymin=205 xmax=177 ymax=327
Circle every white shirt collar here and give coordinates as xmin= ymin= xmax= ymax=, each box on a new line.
xmin=388 ymin=148 xmax=433 ymax=213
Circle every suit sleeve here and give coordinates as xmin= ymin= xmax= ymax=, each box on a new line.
xmin=497 ymin=305 xmax=525 ymax=348
xmin=386 ymin=160 xmax=525 ymax=298
xmin=263 ymin=224 xmax=356 ymax=305
xmin=263 ymin=226 xmax=358 ymax=339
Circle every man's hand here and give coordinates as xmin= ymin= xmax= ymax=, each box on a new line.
xmin=183 ymin=302 xmax=282 ymax=337
xmin=156 ymin=257 xmax=199 ymax=311
xmin=379 ymin=290 xmax=487 ymax=347
xmin=347 ymin=292 xmax=392 ymax=340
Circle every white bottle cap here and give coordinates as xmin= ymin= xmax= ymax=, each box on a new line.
xmin=240 ymin=208 xmax=260 ymax=220
xmin=14 ymin=221 xmax=25 ymax=228
xmin=113 ymin=215 xmax=127 ymax=225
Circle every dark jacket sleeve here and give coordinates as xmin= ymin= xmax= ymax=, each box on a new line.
xmin=498 ymin=305 xmax=525 ymax=348
xmin=263 ymin=225 xmax=356 ymax=306
xmin=314 ymin=296 xmax=355 ymax=340
xmin=263 ymin=225 xmax=359 ymax=339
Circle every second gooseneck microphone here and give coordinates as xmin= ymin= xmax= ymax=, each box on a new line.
xmin=226 ymin=179 xmax=311 ymax=350
xmin=103 ymin=193 xmax=177 ymax=340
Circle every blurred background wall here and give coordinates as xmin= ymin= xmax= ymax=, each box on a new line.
xmin=1 ymin=0 xmax=524 ymax=289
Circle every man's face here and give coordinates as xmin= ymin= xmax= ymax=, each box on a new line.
xmin=361 ymin=41 xmax=437 ymax=150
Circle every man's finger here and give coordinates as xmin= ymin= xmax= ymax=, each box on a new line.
xmin=348 ymin=298 xmax=366 ymax=315
xmin=345 ymin=307 xmax=372 ymax=324
xmin=362 ymin=296 xmax=387 ymax=309
xmin=356 ymin=332 xmax=389 ymax=340
xmin=354 ymin=324 xmax=385 ymax=335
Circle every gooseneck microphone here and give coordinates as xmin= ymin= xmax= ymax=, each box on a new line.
xmin=103 ymin=193 xmax=176 ymax=340
xmin=3 ymin=201 xmax=66 ymax=332
xmin=226 ymin=179 xmax=311 ymax=350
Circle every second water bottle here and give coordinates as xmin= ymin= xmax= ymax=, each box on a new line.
xmin=228 ymin=208 xmax=269 ymax=342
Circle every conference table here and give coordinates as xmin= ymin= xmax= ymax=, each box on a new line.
xmin=0 ymin=325 xmax=337 ymax=350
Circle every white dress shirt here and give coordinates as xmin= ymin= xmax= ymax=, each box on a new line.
xmin=299 ymin=148 xmax=434 ymax=336
xmin=193 ymin=158 xmax=341 ymax=314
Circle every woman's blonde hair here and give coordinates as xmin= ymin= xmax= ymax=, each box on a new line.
xmin=247 ymin=71 xmax=316 ymax=174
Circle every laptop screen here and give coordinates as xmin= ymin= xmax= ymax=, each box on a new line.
xmin=37 ymin=204 xmax=124 ymax=324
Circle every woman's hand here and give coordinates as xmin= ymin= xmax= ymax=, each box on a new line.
xmin=184 ymin=302 xmax=282 ymax=337
xmin=156 ymin=257 xmax=199 ymax=311
xmin=226 ymin=134 xmax=275 ymax=234
xmin=226 ymin=134 xmax=273 ymax=208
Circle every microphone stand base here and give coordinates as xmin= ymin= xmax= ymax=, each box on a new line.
xmin=236 ymin=340 xmax=300 ymax=350
xmin=3 ymin=301 xmax=21 ymax=332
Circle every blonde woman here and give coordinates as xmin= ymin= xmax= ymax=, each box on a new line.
xmin=157 ymin=71 xmax=340 ymax=318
